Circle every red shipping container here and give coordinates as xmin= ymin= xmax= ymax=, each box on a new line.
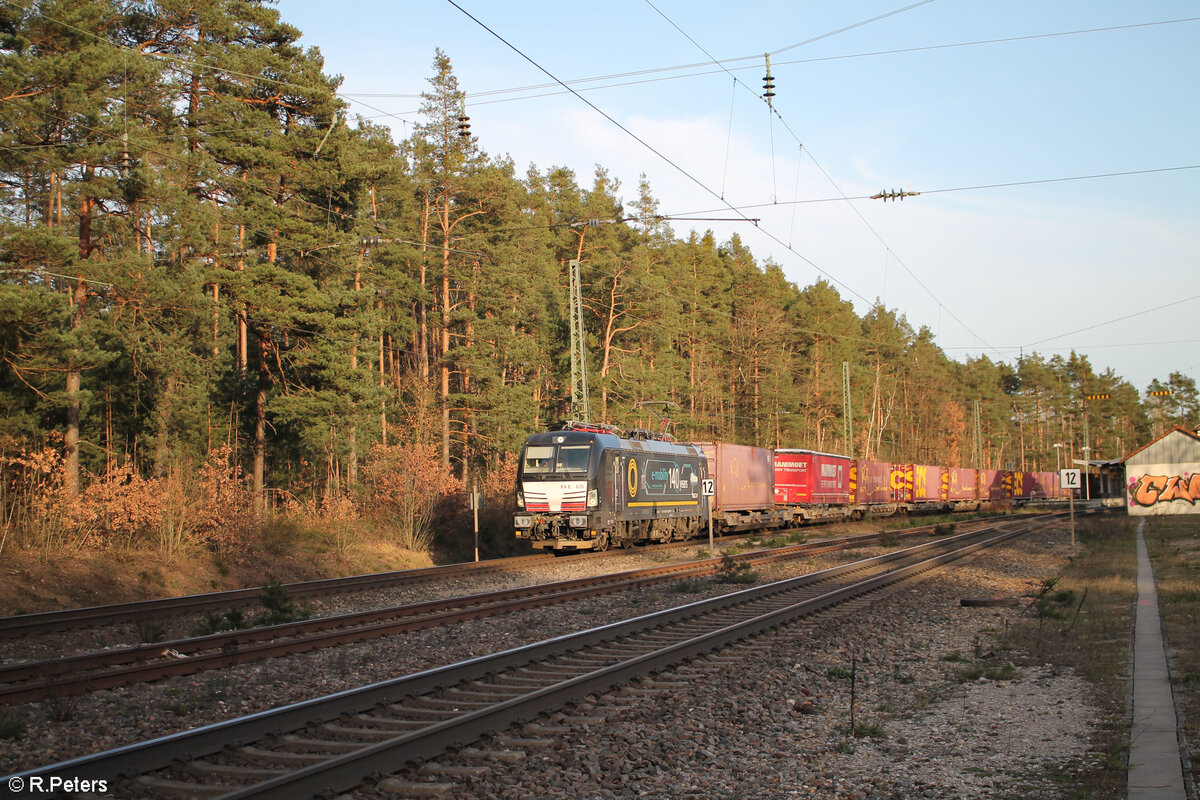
xmin=1010 ymin=471 xmax=1027 ymax=499
xmin=774 ymin=449 xmax=852 ymax=505
xmin=695 ymin=442 xmax=774 ymax=513
xmin=946 ymin=468 xmax=978 ymax=501
xmin=979 ymin=469 xmax=1008 ymax=500
xmin=855 ymin=460 xmax=896 ymax=504
xmin=912 ymin=464 xmax=946 ymax=502
xmin=1026 ymin=471 xmax=1058 ymax=499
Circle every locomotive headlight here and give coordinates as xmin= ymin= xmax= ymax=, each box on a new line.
xmin=587 ymin=489 xmax=599 ymax=508
xmin=516 ymin=491 xmax=524 ymax=509
xmin=569 ymin=515 xmax=588 ymax=528
xmin=514 ymin=515 xmax=533 ymax=529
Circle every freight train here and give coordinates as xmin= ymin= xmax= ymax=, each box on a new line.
xmin=513 ymin=422 xmax=1067 ymax=552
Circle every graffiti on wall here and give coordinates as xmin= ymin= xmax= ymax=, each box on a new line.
xmin=1127 ymin=464 xmax=1200 ymax=515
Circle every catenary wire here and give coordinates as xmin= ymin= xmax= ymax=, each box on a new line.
xmin=635 ymin=0 xmax=1002 ymax=357
xmin=443 ymin=0 xmax=877 ymax=308
xmin=341 ymin=17 xmax=1200 ymax=110
xmin=1021 ymin=294 xmax=1200 ymax=349
xmin=664 ymin=164 xmax=1200 ymax=216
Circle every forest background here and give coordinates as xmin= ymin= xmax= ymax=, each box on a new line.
xmin=1 ymin=0 xmax=1196 ymax=603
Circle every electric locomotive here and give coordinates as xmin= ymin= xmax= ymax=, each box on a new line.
xmin=513 ymin=422 xmax=707 ymax=552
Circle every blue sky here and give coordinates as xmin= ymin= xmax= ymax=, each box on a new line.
xmin=280 ymin=0 xmax=1199 ymax=394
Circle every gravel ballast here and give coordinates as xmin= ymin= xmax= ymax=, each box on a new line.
xmin=1 ymin=525 xmax=1107 ymax=799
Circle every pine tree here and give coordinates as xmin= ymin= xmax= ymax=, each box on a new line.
xmin=1147 ymin=372 xmax=1199 ymax=436
xmin=788 ymin=279 xmax=860 ymax=453
xmin=410 ymin=49 xmax=492 ymax=472
xmin=0 ymin=0 xmax=139 ymax=491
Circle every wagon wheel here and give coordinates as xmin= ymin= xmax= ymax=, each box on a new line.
xmin=595 ymin=531 xmax=610 ymax=551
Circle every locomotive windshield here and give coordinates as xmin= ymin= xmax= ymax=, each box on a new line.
xmin=522 ymin=446 xmax=555 ymax=474
xmin=520 ymin=444 xmax=592 ymax=475
xmin=555 ymin=445 xmax=591 ymax=473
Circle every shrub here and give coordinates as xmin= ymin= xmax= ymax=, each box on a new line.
xmin=256 ymin=580 xmax=310 ymax=626
xmin=0 ymin=710 xmax=26 ymax=740
xmin=716 ymin=553 xmax=758 ymax=584
xmin=2 ymin=442 xmax=255 ymax=555
xmin=193 ymin=608 xmax=248 ymax=637
xmin=362 ymin=441 xmax=460 ymax=552
xmin=852 ymin=721 xmax=886 ymax=739
xmin=670 ymin=578 xmax=709 ymax=594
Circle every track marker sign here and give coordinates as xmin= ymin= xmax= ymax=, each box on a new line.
xmin=702 ymin=478 xmax=716 ymax=550
xmin=1060 ymin=469 xmax=1082 ymax=490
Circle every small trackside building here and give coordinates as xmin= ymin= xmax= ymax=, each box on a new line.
xmin=1125 ymin=426 xmax=1200 ymax=516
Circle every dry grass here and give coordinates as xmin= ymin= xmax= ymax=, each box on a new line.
xmin=1000 ymin=513 xmax=1138 ymax=800
xmin=0 ymin=532 xmax=433 ymax=617
xmin=1142 ymin=514 xmax=1200 ymax=784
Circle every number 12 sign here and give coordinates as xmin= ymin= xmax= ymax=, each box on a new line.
xmin=1060 ymin=469 xmax=1082 ymax=490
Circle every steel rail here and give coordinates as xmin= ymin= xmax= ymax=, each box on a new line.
xmin=5 ymin=517 xmax=1055 ymax=797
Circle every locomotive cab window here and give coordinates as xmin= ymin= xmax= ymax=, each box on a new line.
xmin=555 ymin=445 xmax=592 ymax=473
xmin=522 ymin=445 xmax=555 ymax=475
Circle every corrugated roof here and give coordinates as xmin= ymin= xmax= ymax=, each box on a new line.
xmin=1124 ymin=426 xmax=1200 ymax=465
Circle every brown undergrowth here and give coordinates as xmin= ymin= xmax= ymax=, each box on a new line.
xmin=0 ymin=439 xmax=505 ymax=616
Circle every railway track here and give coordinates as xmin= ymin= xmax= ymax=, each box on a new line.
xmin=0 ymin=553 xmax=559 ymax=639
xmin=0 ymin=514 xmax=1018 ymax=643
xmin=0 ymin=516 xmax=1043 ymax=705
xmin=5 ymin=515 xmax=1057 ymax=799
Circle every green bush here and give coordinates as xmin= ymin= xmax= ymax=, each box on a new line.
xmin=716 ymin=553 xmax=759 ymax=584
xmin=0 ymin=710 xmax=26 ymax=740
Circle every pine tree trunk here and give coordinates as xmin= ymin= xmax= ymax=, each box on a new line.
xmin=254 ymin=345 xmax=268 ymax=518
xmin=237 ymin=223 xmax=247 ymax=373
xmin=154 ymin=374 xmax=175 ymax=477
xmin=418 ymin=199 xmax=430 ymax=383
xmin=439 ymin=201 xmax=452 ymax=470
xmin=379 ymin=326 xmax=387 ymax=446
xmin=64 ymin=171 xmax=93 ymax=495
xmin=64 ymin=368 xmax=80 ymax=496
xmin=348 ymin=262 xmax=362 ymax=487
xmin=211 ymin=283 xmax=220 ymax=358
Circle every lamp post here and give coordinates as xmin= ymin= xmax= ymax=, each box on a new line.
xmin=1081 ymin=446 xmax=1091 ymax=501
xmin=1053 ymin=443 xmax=1064 ymax=474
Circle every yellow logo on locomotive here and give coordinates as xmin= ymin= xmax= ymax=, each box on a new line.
xmin=627 ymin=458 xmax=639 ymax=499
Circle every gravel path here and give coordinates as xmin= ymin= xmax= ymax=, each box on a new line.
xmin=1 ymin=525 xmax=1105 ymax=800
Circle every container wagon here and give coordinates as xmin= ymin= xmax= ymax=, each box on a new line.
xmin=946 ymin=468 xmax=981 ymax=511
xmin=855 ymin=459 xmax=903 ymax=515
xmin=774 ymin=449 xmax=854 ymax=523
xmin=692 ymin=441 xmax=782 ymax=531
